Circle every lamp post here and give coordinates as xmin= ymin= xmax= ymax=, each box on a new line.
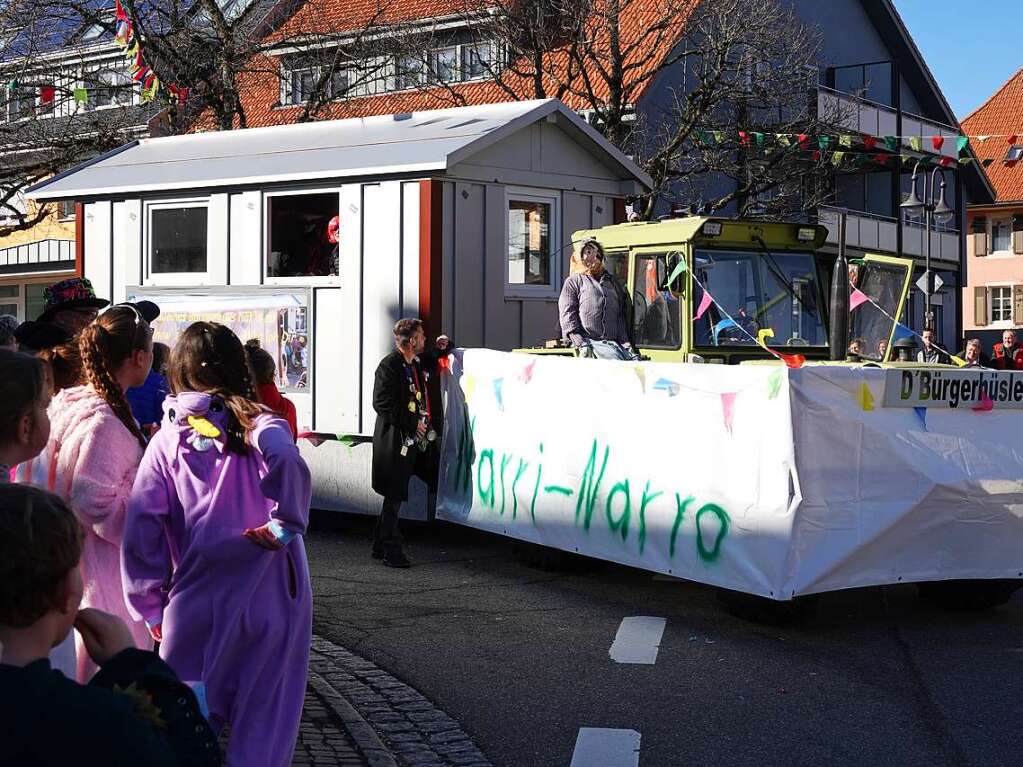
xmin=901 ymin=161 xmax=954 ymax=331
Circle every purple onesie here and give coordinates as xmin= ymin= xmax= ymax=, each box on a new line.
xmin=122 ymin=392 xmax=313 ymax=767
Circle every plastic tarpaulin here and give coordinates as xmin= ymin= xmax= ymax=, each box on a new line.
xmin=437 ymin=350 xmax=1023 ymax=600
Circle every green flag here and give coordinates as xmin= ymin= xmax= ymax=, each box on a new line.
xmin=956 ymin=135 xmax=969 ymax=153
xmin=73 ymin=87 xmax=88 ymax=104
xmin=884 ymin=136 xmax=899 ymax=152
xmin=667 ymin=258 xmax=687 ymax=288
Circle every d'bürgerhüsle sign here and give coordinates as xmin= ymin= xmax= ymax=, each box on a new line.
xmin=884 ymin=368 xmax=1023 ymax=409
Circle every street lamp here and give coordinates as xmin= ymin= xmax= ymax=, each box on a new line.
xmin=901 ymin=161 xmax=954 ymax=330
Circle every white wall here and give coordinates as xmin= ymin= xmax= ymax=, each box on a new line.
xmin=83 ymin=201 xmax=112 ymax=300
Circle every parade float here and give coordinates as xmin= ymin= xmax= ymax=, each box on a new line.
xmin=435 ymin=218 xmax=1023 ymax=611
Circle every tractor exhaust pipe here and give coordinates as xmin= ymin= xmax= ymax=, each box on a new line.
xmin=829 ymin=211 xmax=849 ymax=361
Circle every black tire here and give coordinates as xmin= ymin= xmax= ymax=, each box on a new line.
xmin=917 ymin=579 xmax=1022 ymax=611
xmin=717 ymin=588 xmax=820 ymax=624
xmin=512 ymin=541 xmax=580 ymax=572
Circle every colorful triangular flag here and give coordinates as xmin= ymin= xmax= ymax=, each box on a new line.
xmin=720 ymin=392 xmax=736 ymax=434
xmin=913 ymin=407 xmax=927 ymax=431
xmin=859 ymin=382 xmax=875 ymax=412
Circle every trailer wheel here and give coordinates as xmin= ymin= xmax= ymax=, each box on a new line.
xmin=512 ymin=541 xmax=581 ymax=572
xmin=917 ymin=579 xmax=1022 ymax=611
xmin=716 ymin=589 xmax=819 ymax=624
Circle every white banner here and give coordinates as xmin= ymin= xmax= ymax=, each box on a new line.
xmin=438 ymin=352 xmax=1023 ymax=599
xmin=883 ymin=368 xmax=1023 ymax=409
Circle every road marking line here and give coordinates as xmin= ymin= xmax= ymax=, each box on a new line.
xmin=609 ymin=616 xmax=666 ymax=664
xmin=570 ymin=728 xmax=641 ymax=767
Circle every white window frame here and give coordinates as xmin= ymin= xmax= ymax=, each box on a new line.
xmin=430 ymin=46 xmax=459 ymax=83
xmin=145 ymin=198 xmax=213 ymax=287
xmin=988 ymin=283 xmax=1014 ymax=327
xmin=263 ymin=188 xmax=344 ymax=287
xmin=84 ymin=66 xmax=135 ymax=111
xmin=504 ymin=187 xmax=561 ymax=299
xmin=989 ymin=217 xmax=1013 ymax=256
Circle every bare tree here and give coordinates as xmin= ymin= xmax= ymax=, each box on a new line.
xmin=0 ymin=0 xmax=152 ymax=236
xmin=440 ymin=0 xmax=840 ymax=219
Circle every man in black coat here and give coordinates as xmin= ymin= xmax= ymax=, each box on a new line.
xmin=372 ymin=318 xmax=451 ymax=568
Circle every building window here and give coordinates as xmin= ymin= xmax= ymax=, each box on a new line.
xmin=462 ymin=43 xmax=495 ymax=80
xmin=286 ymin=67 xmax=319 ymax=105
xmin=5 ymin=86 xmax=35 ymax=121
xmin=149 ymin=205 xmax=209 ymax=274
xmin=990 ymin=286 xmax=1012 ymax=323
xmin=88 ymin=70 xmax=132 ymax=109
xmin=394 ymin=56 xmax=425 ymax=90
xmin=431 ymin=47 xmax=458 ymax=82
xmin=56 ymin=200 xmax=76 ymax=220
xmin=992 ymin=219 xmax=1012 ymax=253
xmin=1006 ymin=145 xmax=1023 ymax=164
xmin=507 ymin=193 xmax=558 ymax=295
xmin=266 ymin=192 xmax=339 ymax=278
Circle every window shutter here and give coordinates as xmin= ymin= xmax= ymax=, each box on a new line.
xmin=974 ymin=287 xmax=988 ymax=326
xmin=973 ymin=217 xmax=988 ymax=256
xmin=1013 ymin=215 xmax=1023 ymax=255
xmin=1014 ymin=285 xmax=1023 ymax=325
xmin=977 ymin=231 xmax=988 ymax=256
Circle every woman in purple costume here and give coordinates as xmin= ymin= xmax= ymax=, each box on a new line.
xmin=122 ymin=322 xmax=312 ymax=767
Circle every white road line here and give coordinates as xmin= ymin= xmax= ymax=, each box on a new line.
xmin=609 ymin=616 xmax=667 ymax=664
xmin=570 ymin=728 xmax=641 ymax=767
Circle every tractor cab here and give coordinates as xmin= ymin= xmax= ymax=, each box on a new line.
xmin=522 ymin=217 xmax=913 ymax=364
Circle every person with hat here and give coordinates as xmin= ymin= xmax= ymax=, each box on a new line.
xmin=558 ymin=237 xmax=640 ymax=360
xmin=37 ymin=278 xmax=111 ymax=337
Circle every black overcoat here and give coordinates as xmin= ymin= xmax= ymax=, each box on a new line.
xmin=371 ymin=349 xmax=445 ymax=500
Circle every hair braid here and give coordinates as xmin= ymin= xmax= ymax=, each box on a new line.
xmin=79 ymin=323 xmax=147 ymax=449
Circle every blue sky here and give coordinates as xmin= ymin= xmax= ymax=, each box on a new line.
xmin=895 ymin=1 xmax=1020 ymax=119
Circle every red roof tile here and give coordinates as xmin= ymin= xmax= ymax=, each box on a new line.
xmin=190 ymin=0 xmax=689 ymax=132
xmin=962 ymin=67 xmax=1023 ymax=203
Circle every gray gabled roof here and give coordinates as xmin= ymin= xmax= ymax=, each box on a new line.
xmin=27 ymin=99 xmax=652 ymax=200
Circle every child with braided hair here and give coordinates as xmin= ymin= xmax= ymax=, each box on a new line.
xmin=122 ymin=322 xmax=312 ymax=767
xmin=31 ymin=304 xmax=154 ymax=681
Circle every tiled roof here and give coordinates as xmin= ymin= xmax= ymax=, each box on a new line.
xmin=191 ymin=0 xmax=687 ymax=131
xmin=962 ymin=67 xmax=1023 ymax=204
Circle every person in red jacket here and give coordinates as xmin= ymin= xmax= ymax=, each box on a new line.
xmin=244 ymin=340 xmax=298 ymax=440
xmin=991 ymin=329 xmax=1023 ymax=371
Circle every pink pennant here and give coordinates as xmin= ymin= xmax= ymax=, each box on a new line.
xmin=720 ymin=393 xmax=736 ymax=434
xmin=518 ymin=359 xmax=536 ymax=384
xmin=850 ymin=288 xmax=869 ymax=311
xmin=297 ymin=431 xmax=328 ymax=447
xmin=972 ymin=389 xmax=994 ymax=412
xmin=695 ymin=291 xmax=713 ymax=320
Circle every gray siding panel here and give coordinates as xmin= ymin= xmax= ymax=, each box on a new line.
xmin=453 ymin=181 xmax=486 ymax=348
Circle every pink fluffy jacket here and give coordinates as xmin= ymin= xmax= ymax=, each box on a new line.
xmin=26 ymin=385 xmax=151 ymax=679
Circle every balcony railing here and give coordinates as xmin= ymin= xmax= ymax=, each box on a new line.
xmin=819 ymin=206 xmax=898 ymax=252
xmin=818 ymin=206 xmax=961 ymax=263
xmin=0 ymin=238 xmax=74 ymax=269
xmin=817 ymin=87 xmax=959 ymax=160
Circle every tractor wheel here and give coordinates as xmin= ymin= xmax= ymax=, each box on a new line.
xmin=917 ymin=579 xmax=1022 ymax=611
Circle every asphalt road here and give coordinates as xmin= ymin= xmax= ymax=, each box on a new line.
xmin=306 ymin=512 xmax=1023 ymax=767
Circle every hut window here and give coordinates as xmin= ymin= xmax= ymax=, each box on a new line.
xmin=507 ymin=195 xmax=557 ymax=294
xmin=266 ymin=192 xmax=340 ymax=278
xmin=150 ymin=205 xmax=208 ymax=274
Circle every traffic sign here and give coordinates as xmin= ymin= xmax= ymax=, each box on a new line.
xmin=916 ymin=271 xmax=944 ymax=295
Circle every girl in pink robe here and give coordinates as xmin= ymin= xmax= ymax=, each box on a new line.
xmin=122 ymin=322 xmax=312 ymax=767
xmin=25 ymin=306 xmax=156 ymax=681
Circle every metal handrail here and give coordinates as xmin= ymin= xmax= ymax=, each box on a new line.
xmin=819 ymin=204 xmax=897 ymax=225
xmin=818 ymin=86 xmax=960 ymax=135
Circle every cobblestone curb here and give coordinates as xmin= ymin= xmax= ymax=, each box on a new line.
xmin=308 ymin=634 xmax=493 ymax=767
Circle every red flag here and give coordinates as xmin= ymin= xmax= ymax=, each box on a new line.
xmin=1008 ymin=134 xmax=1019 ymax=145
xmin=863 ymin=135 xmax=877 ymax=150
xmin=811 ymin=150 xmax=821 ymax=162
xmin=939 ymin=157 xmax=954 ymax=168
xmin=738 ymin=131 xmax=752 ymax=148
xmin=874 ymin=154 xmax=889 ymax=166
xmin=40 ymin=85 xmax=55 ymax=104
xmin=797 ymin=134 xmax=810 ymax=149
xmin=932 ymin=136 xmax=945 ymax=151
xmin=114 ymin=0 xmax=129 ymax=21
xmin=773 ymin=351 xmax=805 ymax=369
xmin=132 ymin=65 xmax=149 ymax=82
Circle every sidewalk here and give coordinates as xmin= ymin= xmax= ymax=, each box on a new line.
xmin=292 ymin=635 xmax=491 ymax=767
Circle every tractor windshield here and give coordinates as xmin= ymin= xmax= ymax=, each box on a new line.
xmin=693 ymin=249 xmax=827 ymax=348
xmin=849 ymin=259 xmax=912 ymax=361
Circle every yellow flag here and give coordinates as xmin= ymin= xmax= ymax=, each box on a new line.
xmin=859 ymin=382 xmax=875 ymax=412
xmin=463 ymin=374 xmax=477 ymax=403
xmin=757 ymin=328 xmax=775 ymax=349
xmin=950 ymin=355 xmax=967 ymax=368
xmin=839 ymin=135 xmax=853 ymax=148
xmin=909 ymin=136 xmax=923 ymax=152
xmin=633 ymin=365 xmax=646 ymax=393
